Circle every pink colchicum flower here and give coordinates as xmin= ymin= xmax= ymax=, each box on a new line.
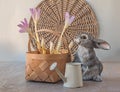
xmin=56 ymin=12 xmax=75 ymax=53
xmin=30 ymin=8 xmax=40 ymax=23
xmin=64 ymin=12 xmax=75 ymax=29
xmin=30 ymin=8 xmax=42 ymax=53
xmin=17 ymin=18 xmax=29 ymax=33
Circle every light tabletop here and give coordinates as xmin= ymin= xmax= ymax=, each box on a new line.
xmin=0 ymin=62 xmax=120 ymax=92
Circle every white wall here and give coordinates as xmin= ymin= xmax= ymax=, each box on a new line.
xmin=0 ymin=0 xmax=41 ymax=61
xmin=87 ymin=0 xmax=120 ymax=62
xmin=0 ymin=0 xmax=120 ymax=62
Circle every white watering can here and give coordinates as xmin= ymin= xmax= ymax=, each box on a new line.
xmin=50 ymin=62 xmax=83 ymax=88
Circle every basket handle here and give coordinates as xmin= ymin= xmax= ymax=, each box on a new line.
xmin=37 ymin=29 xmax=71 ymax=53
xmin=28 ymin=29 xmax=71 ymax=54
xmin=28 ymin=36 xmax=32 ymax=52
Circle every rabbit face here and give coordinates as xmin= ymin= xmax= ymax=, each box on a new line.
xmin=74 ymin=33 xmax=95 ymax=49
xmin=74 ymin=33 xmax=111 ymax=50
xmin=80 ymin=34 xmax=94 ymax=48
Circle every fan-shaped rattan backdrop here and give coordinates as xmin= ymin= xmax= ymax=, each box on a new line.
xmin=29 ymin=0 xmax=99 ymax=54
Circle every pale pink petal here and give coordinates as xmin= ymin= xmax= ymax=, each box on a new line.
xmin=36 ymin=8 xmax=40 ymax=20
xmin=17 ymin=24 xmax=23 ymax=28
xmin=30 ymin=8 xmax=35 ymax=20
xmin=30 ymin=8 xmax=34 ymax=15
xmin=69 ymin=16 xmax=75 ymax=25
xmin=24 ymin=18 xmax=29 ymax=27
xmin=24 ymin=18 xmax=27 ymax=24
xmin=37 ymin=8 xmax=40 ymax=15
xmin=19 ymin=29 xmax=25 ymax=33
xmin=65 ymin=12 xmax=70 ymax=23
xmin=65 ymin=12 xmax=70 ymax=19
xmin=65 ymin=12 xmax=70 ymax=24
xmin=21 ymin=21 xmax=25 ymax=25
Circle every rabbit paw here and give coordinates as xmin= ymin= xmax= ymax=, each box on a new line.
xmin=93 ymin=75 xmax=102 ymax=82
xmin=83 ymin=75 xmax=92 ymax=81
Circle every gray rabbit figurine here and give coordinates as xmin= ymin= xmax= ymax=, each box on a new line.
xmin=73 ymin=33 xmax=111 ymax=82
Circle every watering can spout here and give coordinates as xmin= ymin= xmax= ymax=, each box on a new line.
xmin=50 ymin=62 xmax=66 ymax=83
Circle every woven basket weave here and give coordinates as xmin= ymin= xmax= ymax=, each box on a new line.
xmin=29 ymin=0 xmax=99 ymax=54
xmin=26 ymin=51 xmax=71 ymax=82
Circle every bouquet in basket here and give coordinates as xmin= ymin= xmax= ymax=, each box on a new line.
xmin=17 ymin=7 xmax=75 ymax=82
xmin=17 ymin=8 xmax=75 ymax=54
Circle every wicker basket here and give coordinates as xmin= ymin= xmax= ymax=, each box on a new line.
xmin=25 ymin=29 xmax=71 ymax=82
xmin=29 ymin=0 xmax=99 ymax=54
xmin=26 ymin=51 xmax=71 ymax=82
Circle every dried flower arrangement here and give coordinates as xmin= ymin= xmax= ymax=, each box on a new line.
xmin=18 ymin=8 xmax=75 ymax=54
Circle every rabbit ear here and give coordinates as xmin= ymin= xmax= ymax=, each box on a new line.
xmin=93 ymin=39 xmax=111 ymax=50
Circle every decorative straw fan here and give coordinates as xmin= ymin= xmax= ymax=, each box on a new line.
xmin=29 ymin=0 xmax=99 ymax=54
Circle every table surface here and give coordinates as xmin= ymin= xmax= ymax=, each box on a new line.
xmin=0 ymin=62 xmax=120 ymax=92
